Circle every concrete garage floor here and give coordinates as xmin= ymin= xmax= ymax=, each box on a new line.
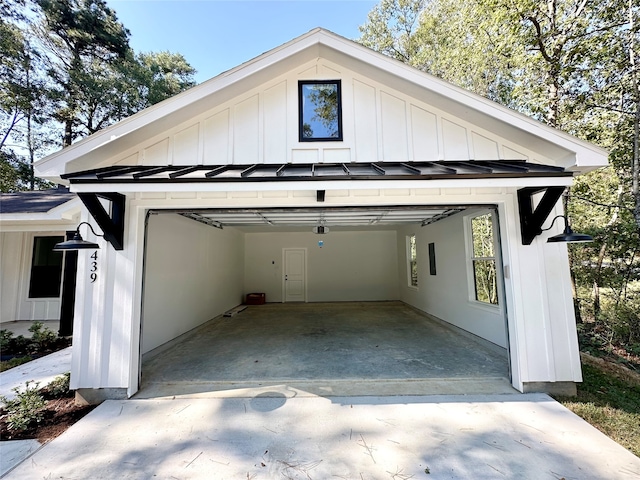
xmin=139 ymin=302 xmax=514 ymax=398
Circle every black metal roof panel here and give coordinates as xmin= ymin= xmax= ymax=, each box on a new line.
xmin=0 ymin=187 xmax=76 ymax=214
xmin=62 ymin=160 xmax=570 ymax=184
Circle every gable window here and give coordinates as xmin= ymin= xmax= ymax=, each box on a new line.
xmin=407 ymin=234 xmax=418 ymax=288
xmin=28 ymin=236 xmax=64 ymax=298
xmin=298 ymin=80 xmax=343 ymax=141
xmin=467 ymin=213 xmax=498 ymax=305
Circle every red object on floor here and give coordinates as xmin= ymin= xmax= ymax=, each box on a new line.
xmin=245 ymin=293 xmax=265 ymax=305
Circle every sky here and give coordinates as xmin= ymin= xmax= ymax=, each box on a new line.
xmin=104 ymin=1 xmax=379 ymax=84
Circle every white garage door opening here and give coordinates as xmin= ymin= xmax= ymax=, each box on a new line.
xmin=139 ymin=205 xmax=511 ymax=394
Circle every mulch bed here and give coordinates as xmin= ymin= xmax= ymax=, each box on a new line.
xmin=0 ymin=396 xmax=96 ymax=443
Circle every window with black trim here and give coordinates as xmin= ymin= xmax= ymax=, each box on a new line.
xmin=28 ymin=236 xmax=64 ymax=298
xmin=298 ymin=80 xmax=343 ymax=141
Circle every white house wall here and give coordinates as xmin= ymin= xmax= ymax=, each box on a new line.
xmin=506 ymin=200 xmax=582 ymax=385
xmin=1 ymin=230 xmax=65 ymax=322
xmin=141 ymin=213 xmax=244 ymax=354
xmin=244 ymin=230 xmax=399 ymax=303
xmin=1 ymin=231 xmax=25 ymax=322
xmin=94 ymin=58 xmax=564 ymax=171
xmin=65 ymin=186 xmax=584 ymax=397
xmin=396 ymin=214 xmax=507 ymax=348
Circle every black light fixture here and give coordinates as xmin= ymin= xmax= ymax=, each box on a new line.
xmin=53 ymin=222 xmax=103 ymax=251
xmin=312 ymin=225 xmax=330 ymax=234
xmin=543 ymin=215 xmax=593 ymax=243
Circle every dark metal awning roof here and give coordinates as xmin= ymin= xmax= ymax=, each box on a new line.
xmin=62 ymin=160 xmax=569 ymax=184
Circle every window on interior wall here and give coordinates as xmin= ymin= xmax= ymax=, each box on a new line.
xmin=467 ymin=213 xmax=499 ymax=305
xmin=298 ymin=80 xmax=343 ymax=141
xmin=407 ymin=234 xmax=418 ymax=288
xmin=28 ymin=236 xmax=64 ymax=298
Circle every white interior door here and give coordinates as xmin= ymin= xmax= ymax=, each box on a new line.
xmin=283 ymin=248 xmax=306 ymax=302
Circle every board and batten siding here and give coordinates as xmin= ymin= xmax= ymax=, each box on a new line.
xmin=0 ymin=231 xmax=64 ymax=322
xmin=103 ymin=59 xmax=547 ymax=170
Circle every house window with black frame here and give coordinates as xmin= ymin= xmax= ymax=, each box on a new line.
xmin=28 ymin=236 xmax=64 ymax=298
xmin=467 ymin=213 xmax=498 ymax=305
xmin=407 ymin=234 xmax=418 ymax=288
xmin=298 ymin=80 xmax=343 ymax=141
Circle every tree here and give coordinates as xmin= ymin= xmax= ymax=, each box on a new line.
xmin=135 ymin=51 xmax=196 ymax=106
xmin=59 ymin=51 xmax=195 ymax=136
xmin=1 ymin=0 xmax=54 ymax=191
xmin=0 ymin=0 xmax=197 ymax=191
xmin=359 ymin=0 xmax=523 ymax=106
xmin=359 ymin=0 xmax=639 ymax=346
xmin=359 ymin=0 xmax=426 ymax=65
xmin=35 ymin=0 xmax=130 ymax=146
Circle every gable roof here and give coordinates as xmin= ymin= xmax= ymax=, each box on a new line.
xmin=0 ymin=188 xmax=76 ymax=214
xmin=35 ymin=28 xmax=608 ymax=183
xmin=0 ymin=187 xmax=80 ymax=231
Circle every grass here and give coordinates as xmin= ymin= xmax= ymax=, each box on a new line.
xmin=553 ymin=361 xmax=640 ymax=457
xmin=0 ymin=356 xmax=33 ymax=372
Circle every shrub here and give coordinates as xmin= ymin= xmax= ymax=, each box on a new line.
xmin=41 ymin=373 xmax=71 ymax=399
xmin=1 ymin=323 xmax=68 ymax=362
xmin=28 ymin=322 xmax=58 ymax=353
xmin=0 ymin=329 xmax=12 ymax=351
xmin=0 ymin=381 xmax=46 ymax=432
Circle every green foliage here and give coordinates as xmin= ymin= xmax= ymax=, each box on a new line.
xmin=41 ymin=372 xmax=71 ymax=399
xmin=0 ymin=381 xmax=46 ymax=432
xmin=28 ymin=321 xmax=58 ymax=351
xmin=0 ymin=0 xmax=197 ymax=190
xmin=359 ymin=0 xmax=640 ymax=354
xmin=0 ymin=329 xmax=12 ymax=351
xmin=0 ymin=373 xmax=72 ymax=433
xmin=0 ymin=356 xmax=32 ymax=372
xmin=0 ymin=323 xmax=68 ymax=360
xmin=1 ymin=331 xmax=30 ymax=356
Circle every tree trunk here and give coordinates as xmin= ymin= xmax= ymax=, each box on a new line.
xmin=63 ymin=119 xmax=73 ymax=147
xmin=593 ymin=242 xmax=606 ymax=318
xmin=630 ymin=0 xmax=640 ymax=231
xmin=27 ymin=110 xmax=35 ymax=190
xmin=593 ymin=185 xmax=623 ymax=319
xmin=569 ymin=249 xmax=583 ymax=323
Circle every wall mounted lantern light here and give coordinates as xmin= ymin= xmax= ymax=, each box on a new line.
xmin=543 ymin=215 xmax=593 ymax=243
xmin=53 ymin=222 xmax=103 ymax=251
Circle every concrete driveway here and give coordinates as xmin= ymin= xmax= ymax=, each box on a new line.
xmin=3 ymin=391 xmax=639 ymax=479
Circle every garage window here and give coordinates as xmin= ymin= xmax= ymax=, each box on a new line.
xmin=407 ymin=234 xmax=418 ymax=288
xmin=466 ymin=213 xmax=498 ymax=305
xmin=298 ymin=80 xmax=343 ymax=141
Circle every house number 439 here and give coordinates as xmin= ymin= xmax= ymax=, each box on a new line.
xmin=90 ymin=251 xmax=98 ymax=283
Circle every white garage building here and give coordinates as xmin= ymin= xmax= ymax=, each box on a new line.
xmin=33 ymin=29 xmax=608 ymax=401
